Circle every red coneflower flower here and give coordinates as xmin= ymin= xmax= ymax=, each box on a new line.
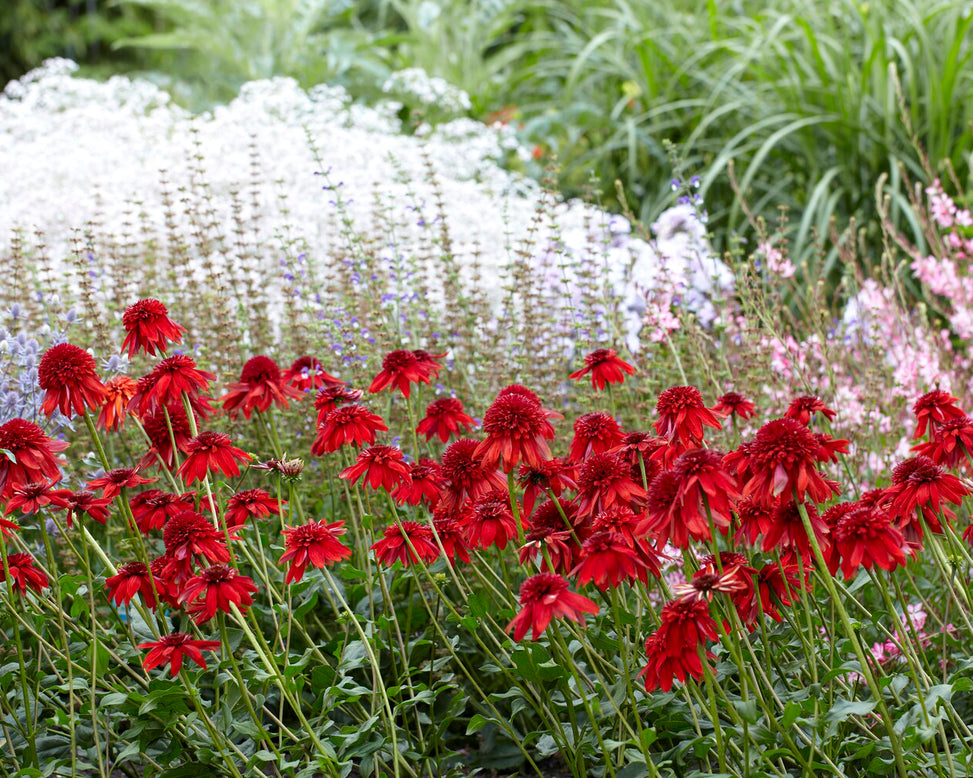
xmin=59 ymin=490 xmax=112 ymax=528
xmin=724 ymin=418 xmax=840 ymax=507
xmin=38 ymin=343 xmax=107 ymax=418
xmin=814 ymin=432 xmax=850 ymax=463
xmin=339 ymin=445 xmax=411 ymax=492
xmin=568 ymin=348 xmax=636 ymax=390
xmin=517 ymin=457 xmax=576 ymax=518
xmin=753 ymin=561 xmax=803 ymax=623
xmin=279 ymin=520 xmax=351 ymax=584
xmin=282 ymin=356 xmax=343 ymax=393
xmin=87 ymin=467 xmax=157 ymax=501
xmin=519 ymin=499 xmax=584 ymax=575
xmin=162 ymin=511 xmax=231 ymax=582
xmin=105 ymin=561 xmax=157 ymax=608
xmin=497 ymin=384 xmax=563 ymax=423
xmin=912 ymin=416 xmax=973 ymax=468
xmin=121 ymin=299 xmax=186 ymax=357
xmin=313 ymin=385 xmax=364 ymax=424
xmin=476 ymin=390 xmax=555 ymax=472
xmin=372 ymin=521 xmax=440 ymax=567
xmin=734 ymin=496 xmax=773 ymax=547
xmin=638 ymin=470 xmax=681 ymax=547
xmin=575 ymin=451 xmax=647 ymax=519
xmin=833 ymin=505 xmax=907 ymax=579
xmin=654 ymin=386 xmax=722 ymax=446
xmin=593 ymin=505 xmax=660 ymax=575
xmin=440 ymin=438 xmax=506 ymax=509
xmin=178 ymin=432 xmax=251 ymax=484
xmin=416 ymin=397 xmax=476 ymax=443
xmin=138 ymin=633 xmax=221 ymax=677
xmin=391 ymin=459 xmax=446 ymax=507
xmin=713 ymin=392 xmax=756 ymax=421
xmin=506 ymin=573 xmax=598 ymax=642
xmin=412 ymin=349 xmax=447 ymax=379
xmin=785 ymin=395 xmax=836 ymax=426
xmin=180 ymin=564 xmax=258 ymax=623
xmin=220 ymin=355 xmax=304 ymax=419
xmin=130 ymin=355 xmax=215 ymax=417
xmin=464 ymin=489 xmax=521 ymax=550
xmin=138 ymin=403 xmax=196 ymax=471
xmin=149 ymin=557 xmax=181 ymax=609
xmin=0 ymin=418 xmax=68 ymax=499
xmin=672 ymin=567 xmax=749 ymax=604
xmin=885 ymin=456 xmax=969 ymax=540
xmin=665 ymin=448 xmax=737 ymax=546
xmin=312 ymin=404 xmax=388 ymax=455
xmin=573 ymin=530 xmax=646 ymax=590
xmin=913 ymin=389 xmax=965 ymax=439
xmin=368 ymin=350 xmax=430 ymax=398
xmin=98 ymin=375 xmax=137 ymax=431
xmin=4 ymin=479 xmax=70 ymax=516
xmin=432 ymin=503 xmax=473 ymax=564
xmin=568 ymin=412 xmax=625 ymax=464
xmin=224 ymin=489 xmax=283 ymax=530
xmin=129 ymin=489 xmax=196 ymax=533
xmin=0 ymin=553 xmax=49 ymax=595
xmin=639 ymin=598 xmax=718 ymax=692
xmin=762 ymin=499 xmax=830 ymax=563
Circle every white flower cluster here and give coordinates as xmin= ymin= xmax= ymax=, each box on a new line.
xmin=0 ymin=59 xmax=732 ymax=351
xmin=381 ymin=67 xmax=472 ymax=116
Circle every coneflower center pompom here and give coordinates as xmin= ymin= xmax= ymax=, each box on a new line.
xmin=748 ymin=418 xmax=819 ymax=470
xmin=518 ymin=572 xmax=568 ymax=604
xmin=38 ymin=343 xmax=98 ymax=389
xmin=577 ymin=452 xmax=629 ymax=491
xmin=240 ymin=355 xmax=281 ymax=385
xmin=482 ymin=393 xmax=547 ymax=438
xmin=441 ymin=439 xmax=484 ymax=485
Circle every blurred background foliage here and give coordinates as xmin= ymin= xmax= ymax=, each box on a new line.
xmin=5 ymin=0 xmax=973 ymax=280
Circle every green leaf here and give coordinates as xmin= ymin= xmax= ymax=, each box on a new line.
xmin=466 ymin=713 xmax=488 ymax=735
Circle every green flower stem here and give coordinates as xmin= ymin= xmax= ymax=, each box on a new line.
xmin=507 ymin=469 xmax=525 ymax=545
xmin=794 ymin=498 xmax=909 ymax=778
xmin=0 ymin=537 xmax=37 ymax=767
xmin=79 ymin=534 xmax=109 ymax=778
xmin=698 ymin=653 xmax=727 ymax=773
xmin=228 ymin=602 xmax=344 ymax=777
xmin=177 ymin=668 xmax=247 ymax=778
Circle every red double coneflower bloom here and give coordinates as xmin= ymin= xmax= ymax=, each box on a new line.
xmin=105 ymin=562 xmax=157 ymax=608
xmin=724 ymin=418 xmax=840 ymax=507
xmin=372 ymin=521 xmax=440 ymax=566
xmin=98 ymin=375 xmax=138 ymax=431
xmin=391 ymin=459 xmax=446 ymax=507
xmin=913 ymin=416 xmax=973 ymax=468
xmin=432 ymin=503 xmax=473 ymax=564
xmin=38 ymin=343 xmax=107 ymax=418
xmin=121 ymin=299 xmax=186 ymax=357
xmin=520 ymin=499 xmax=585 ymax=575
xmin=129 ymin=355 xmax=216 ymax=417
xmin=762 ymin=499 xmax=831 ymax=563
xmin=312 ymin=404 xmax=388 ymax=454
xmin=129 ymin=489 xmax=196 ymax=533
xmin=282 ymin=356 xmax=343 ymax=393
xmin=279 ymin=520 xmax=351 ymax=584
xmin=506 ymin=573 xmax=598 ymax=642
xmin=138 ymin=633 xmax=221 ymax=677
xmin=138 ymin=403 xmax=196 ymax=471
xmin=88 ymin=467 xmax=157 ymax=501
xmin=658 ymin=449 xmax=738 ymax=547
xmin=573 ymin=530 xmax=646 ymax=590
xmin=220 ymin=356 xmax=304 ymax=419
xmin=313 ymin=385 xmax=363 ymax=424
xmin=369 ymin=349 xmax=437 ymax=398
xmin=180 ymin=564 xmax=259 ymax=623
xmin=4 ymin=479 xmax=70 ymax=516
xmin=575 ymin=451 xmax=646 ymax=519
xmin=162 ymin=511 xmax=231 ymax=581
xmin=568 ymin=348 xmax=636 ymax=390
xmin=734 ymin=496 xmax=773 ymax=547
xmin=568 ymin=412 xmax=625 ymax=463
xmin=517 ymin=457 xmax=576 ymax=518
xmin=654 ymin=386 xmax=722 ymax=446
xmin=464 ymin=489 xmax=521 ymax=550
xmin=339 ymin=445 xmax=411 ymax=491
xmin=913 ymin=389 xmax=965 ymax=439
xmin=833 ymin=504 xmax=906 ymax=579
xmin=0 ymin=419 xmax=68 ymax=499
xmin=178 ymin=432 xmax=251 ymax=483
xmin=224 ymin=489 xmax=283 ymax=530
xmin=713 ymin=392 xmax=756 ymax=421
xmin=0 ymin=553 xmax=49 ymax=595
xmin=784 ymin=395 xmax=836 ymax=426
xmin=440 ymin=438 xmax=506 ymax=509
xmin=885 ymin=456 xmax=968 ymax=540
xmin=639 ymin=598 xmax=718 ymax=692
xmin=476 ymin=390 xmax=555 ymax=472
xmin=59 ymin=490 xmax=112 ymax=527
xmin=416 ymin=397 xmax=476 ymax=443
